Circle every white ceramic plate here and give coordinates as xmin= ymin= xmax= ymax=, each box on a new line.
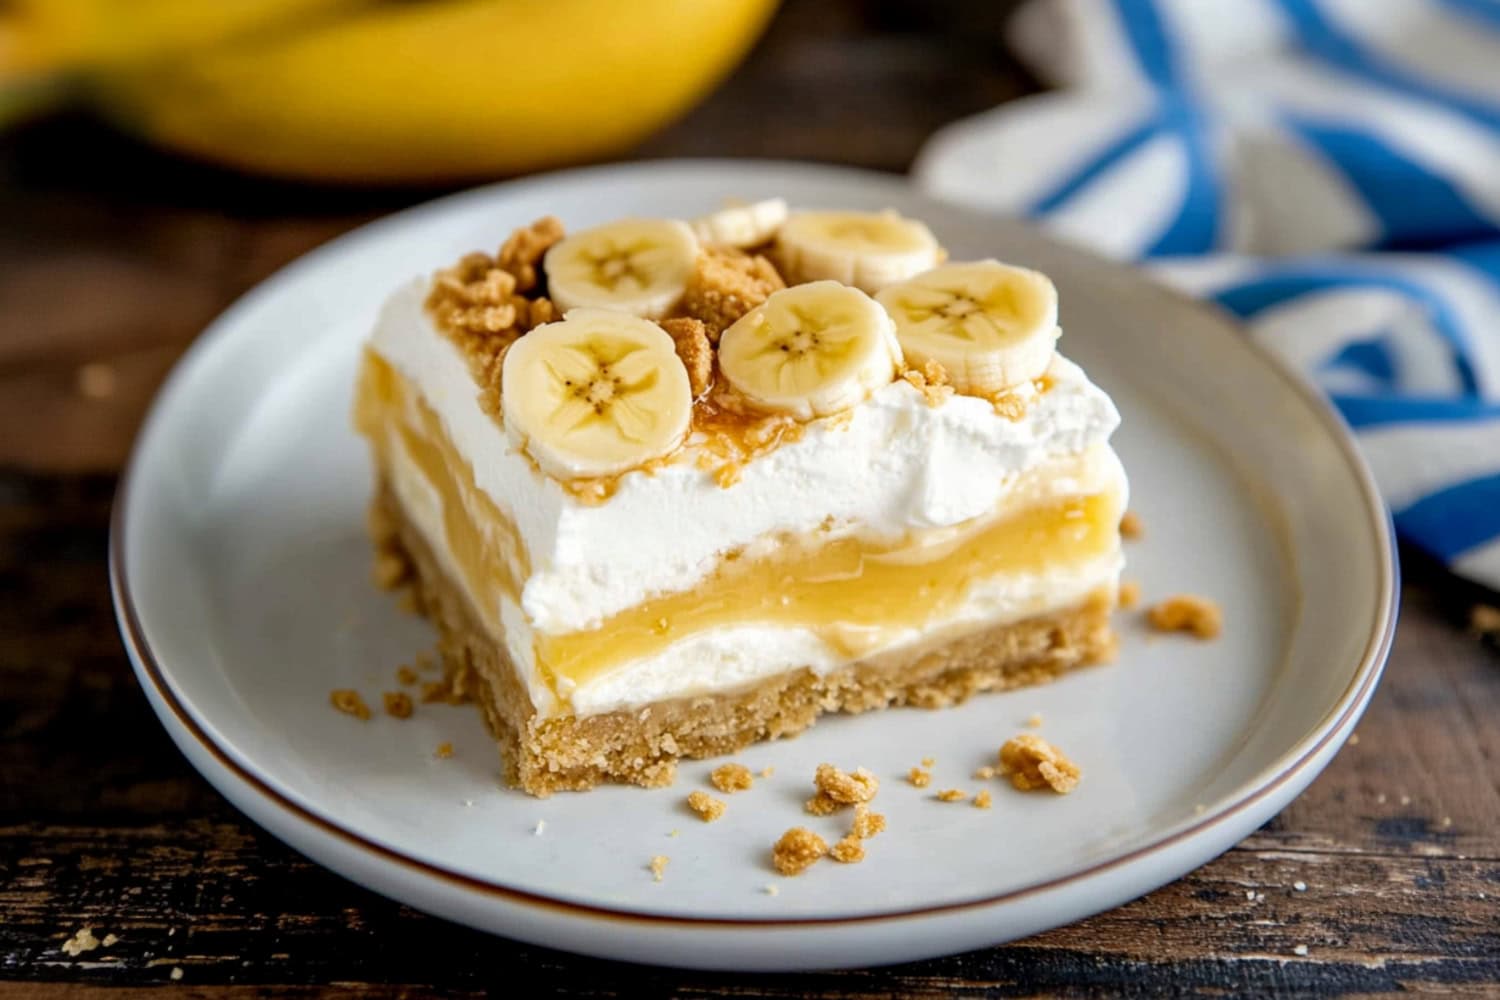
xmin=112 ymin=161 xmax=1396 ymax=971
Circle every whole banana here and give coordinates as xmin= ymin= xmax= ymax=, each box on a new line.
xmin=96 ymin=0 xmax=778 ymax=183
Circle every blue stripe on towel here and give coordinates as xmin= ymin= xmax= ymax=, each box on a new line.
xmin=1436 ymin=0 xmax=1500 ymax=32
xmin=1027 ymin=118 xmax=1161 ymax=215
xmin=1281 ymin=113 xmax=1495 ymax=246
xmin=1393 ymin=471 xmax=1500 ymax=560
xmin=1109 ymin=0 xmax=1181 ymax=87
xmin=1146 ymin=102 xmax=1222 ymax=255
xmin=1332 ymin=394 xmax=1500 ymax=428
xmin=1326 ymin=338 xmax=1398 ymax=386
xmin=1274 ymin=0 xmax=1500 ymax=133
xmin=1213 ymin=268 xmax=1480 ymax=394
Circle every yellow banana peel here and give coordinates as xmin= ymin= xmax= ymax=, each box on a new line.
xmin=75 ymin=0 xmax=777 ymax=184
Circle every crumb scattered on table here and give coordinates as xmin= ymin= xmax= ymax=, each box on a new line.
xmin=533 ymin=820 xmax=546 ymax=836
xmin=763 ymin=883 xmax=780 ymax=896
xmin=170 ymin=967 xmax=184 ymax=981
xmin=772 ymin=827 xmax=828 ymax=876
xmin=1118 ymin=579 xmax=1141 ymax=610
xmin=434 ymin=741 xmax=453 ymax=758
xmin=1348 ymin=732 xmax=1360 ymax=746
xmin=1469 ymin=604 xmax=1500 ymax=636
xmin=807 ymin=763 xmax=878 ymax=814
xmin=907 ymin=767 xmax=932 ymax=788
xmin=1146 ymin=594 xmax=1223 ymax=639
xmin=999 ymin=733 xmax=1081 ymax=794
xmin=851 ymin=805 xmax=886 ymax=840
xmin=1294 ymin=881 xmax=1307 ymax=892
xmin=760 ymin=766 xmax=775 ymax=779
xmin=974 ymin=789 xmax=993 ymax=810
xmin=920 ymin=756 xmax=935 ymax=768
xmin=101 ymin=933 xmax=119 ymax=947
xmin=396 ymin=665 xmax=418 ymax=686
xmin=383 ymin=691 xmax=413 ymax=719
xmin=329 ymin=689 xmax=371 ymax=720
xmin=710 ymin=763 xmax=755 ymax=793
xmin=687 ymin=790 xmax=726 ymax=822
xmin=1119 ymin=510 xmax=1144 ymax=539
xmin=829 ymin=834 xmax=866 ymax=864
xmin=649 ymin=855 xmax=669 ymax=882
xmin=1025 ymin=713 xmax=1043 ymax=729
xmin=973 ymin=765 xmax=996 ymax=780
xmin=61 ymin=927 xmax=100 ymax=956
xmin=936 ymin=788 xmax=968 ymax=802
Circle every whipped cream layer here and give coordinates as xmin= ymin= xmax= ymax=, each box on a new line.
xmin=370 ymin=277 xmax=1124 ymax=638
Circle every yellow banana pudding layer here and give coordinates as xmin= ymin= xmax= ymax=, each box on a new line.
xmin=355 ymin=208 xmax=1129 ymax=795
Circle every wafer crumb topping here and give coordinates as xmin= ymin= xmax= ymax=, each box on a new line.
xmin=772 ymin=827 xmax=827 ymax=876
xmin=1147 ymin=594 xmax=1222 ymax=639
xmin=710 ymin=763 xmax=755 ymax=793
xmin=498 ymin=215 xmax=565 ymax=295
xmin=435 ymin=741 xmax=453 ymax=759
xmin=679 ymin=246 xmax=786 ymax=341
xmin=660 ymin=316 xmax=714 ymax=397
xmin=382 ymin=691 xmax=413 ymax=719
xmin=1119 ymin=510 xmax=1144 ymax=539
xmin=395 ymin=666 xmax=418 ymax=686
xmin=650 ymin=855 xmax=669 ymax=881
xmin=330 ymin=689 xmax=371 ymax=720
xmin=936 ymin=788 xmax=968 ymax=802
xmin=901 ymin=360 xmax=955 ymax=407
xmin=1118 ymin=580 xmax=1141 ymax=610
xmin=907 ymin=767 xmax=932 ymax=788
xmin=974 ymin=789 xmax=993 ymax=809
xmin=687 ymin=790 xmax=726 ymax=822
xmin=999 ymin=733 xmax=1081 ymax=794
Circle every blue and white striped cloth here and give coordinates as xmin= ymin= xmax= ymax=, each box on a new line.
xmin=915 ymin=0 xmax=1500 ymax=589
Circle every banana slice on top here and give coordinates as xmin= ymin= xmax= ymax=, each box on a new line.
xmin=690 ymin=198 xmax=788 ymax=248
xmin=876 ymin=260 xmax=1059 ymax=395
xmin=501 ymin=309 xmax=692 ymax=478
xmin=776 ymin=209 xmax=942 ymax=293
xmin=544 ymin=218 xmax=699 ymax=319
xmin=718 ymin=280 xmax=902 ymax=420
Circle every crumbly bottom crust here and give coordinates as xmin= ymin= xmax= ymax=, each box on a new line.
xmin=370 ymin=477 xmax=1118 ymax=797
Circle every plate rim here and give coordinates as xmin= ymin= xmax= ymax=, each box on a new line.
xmin=109 ymin=158 xmax=1400 ymax=930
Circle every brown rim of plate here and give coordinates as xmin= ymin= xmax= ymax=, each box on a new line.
xmin=107 ymin=236 xmax=1399 ymax=932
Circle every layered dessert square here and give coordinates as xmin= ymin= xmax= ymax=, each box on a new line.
xmin=354 ymin=200 xmax=1126 ymax=795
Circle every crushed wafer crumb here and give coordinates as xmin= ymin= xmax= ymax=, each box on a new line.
xmin=973 ymin=765 xmax=996 ymax=780
xmin=415 ymin=652 xmax=436 ymax=672
xmin=974 ymin=789 xmax=993 ymax=809
xmin=383 ymin=691 xmax=413 ymax=719
xmin=1118 ymin=580 xmax=1141 ymax=611
xmin=1349 ymin=733 xmax=1360 ymax=746
xmin=687 ymin=790 xmax=726 ymax=822
xmin=764 ymin=883 xmax=780 ymax=896
xmin=920 ymin=756 xmax=935 ymax=768
xmin=650 ymin=855 xmax=669 ymax=882
xmin=901 ymin=360 xmax=956 ymax=407
xmin=1147 ymin=594 xmax=1223 ymax=639
xmin=1025 ymin=713 xmax=1043 ymax=729
xmin=851 ymin=805 xmax=886 ymax=840
xmin=396 ymin=666 xmax=418 ymax=686
xmin=680 ymin=246 xmax=785 ymax=340
xmin=999 ymin=733 xmax=1081 ymax=794
xmin=807 ymin=763 xmax=879 ymax=814
xmin=330 ymin=689 xmax=371 ymax=721
xmin=101 ymin=934 xmax=119 ymax=947
xmin=761 ymin=766 xmax=775 ymax=779
xmin=170 ymin=967 xmax=184 ymax=981
xmin=435 ymin=741 xmax=454 ymax=759
xmin=498 ymin=215 xmax=564 ymax=294
xmin=772 ymin=827 xmax=827 ymax=876
xmin=710 ymin=763 xmax=755 ymax=793
xmin=1120 ymin=510 xmax=1144 ymax=538
xmin=660 ymin=316 xmax=714 ymax=397
xmin=908 ymin=767 xmax=932 ymax=788
xmin=61 ymin=927 xmax=100 ymax=957
xmin=830 ymin=834 xmax=866 ymax=864
xmin=936 ymin=788 xmax=968 ymax=802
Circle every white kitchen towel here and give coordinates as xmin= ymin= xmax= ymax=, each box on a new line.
xmin=914 ymin=0 xmax=1500 ymax=589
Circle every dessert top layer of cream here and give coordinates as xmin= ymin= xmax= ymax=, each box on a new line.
xmin=369 ymin=275 xmax=1122 ymax=634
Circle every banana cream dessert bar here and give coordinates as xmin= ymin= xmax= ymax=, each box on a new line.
xmin=354 ymin=200 xmax=1127 ymax=795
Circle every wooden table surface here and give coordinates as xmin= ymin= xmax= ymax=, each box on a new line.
xmin=4 ymin=2 xmax=1498 ymax=995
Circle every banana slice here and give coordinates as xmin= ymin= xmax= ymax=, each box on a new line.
xmin=690 ymin=198 xmax=788 ymax=248
xmin=775 ymin=210 xmax=942 ymax=293
xmin=501 ymin=309 xmax=692 ymax=478
xmin=544 ymin=218 xmax=699 ymax=318
xmin=875 ymin=260 xmax=1059 ymax=395
xmin=718 ymin=280 xmax=902 ymax=420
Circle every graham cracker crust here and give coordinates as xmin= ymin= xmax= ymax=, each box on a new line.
xmin=369 ymin=477 xmax=1117 ymax=797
